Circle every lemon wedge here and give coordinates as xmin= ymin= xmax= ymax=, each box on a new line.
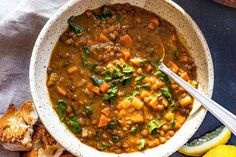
xmin=178 ymin=126 xmax=231 ymax=156
xmin=203 ymin=145 xmax=236 ymax=157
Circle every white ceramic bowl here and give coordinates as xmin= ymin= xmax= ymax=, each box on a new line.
xmin=29 ymin=0 xmax=214 ymax=156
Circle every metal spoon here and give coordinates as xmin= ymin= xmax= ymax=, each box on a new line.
xmin=159 ymin=62 xmax=236 ymax=135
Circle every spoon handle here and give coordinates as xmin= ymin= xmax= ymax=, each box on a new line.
xmin=159 ymin=63 xmax=236 ymax=135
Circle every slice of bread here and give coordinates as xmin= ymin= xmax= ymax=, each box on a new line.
xmin=0 ymin=102 xmax=38 ymax=151
xmin=21 ymin=124 xmax=75 ymax=157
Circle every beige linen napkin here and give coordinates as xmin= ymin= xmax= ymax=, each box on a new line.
xmin=0 ymin=0 xmax=67 ymax=156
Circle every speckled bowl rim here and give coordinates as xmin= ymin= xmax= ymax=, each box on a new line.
xmin=29 ymin=0 xmax=214 ymax=157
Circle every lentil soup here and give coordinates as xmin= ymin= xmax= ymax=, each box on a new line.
xmin=47 ymin=3 xmax=198 ymax=153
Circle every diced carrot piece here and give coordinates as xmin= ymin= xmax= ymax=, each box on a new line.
xmin=120 ymin=49 xmax=131 ymax=60
xmin=150 ymin=18 xmax=160 ymax=26
xmin=100 ymin=83 xmax=110 ymax=93
xmin=98 ymin=114 xmax=111 ymax=127
xmin=87 ymin=40 xmax=94 ymax=46
xmin=67 ymin=66 xmax=78 ymax=74
xmin=120 ymin=34 xmax=133 ymax=47
xmin=98 ymin=33 xmax=109 ymax=43
xmin=57 ymin=86 xmax=66 ymax=96
xmin=180 ymin=72 xmax=189 ymax=81
xmin=147 ymin=23 xmax=155 ymax=30
xmin=92 ymin=86 xmax=100 ymax=95
xmin=86 ymin=82 xmax=94 ymax=90
xmin=168 ymin=61 xmax=179 ymax=73
xmin=145 ymin=64 xmax=152 ymax=72
xmin=173 ymin=121 xmax=182 ymax=130
xmin=101 ymin=107 xmax=111 ymax=116
xmin=147 ymin=99 xmax=158 ymax=110
xmin=175 ymin=112 xmax=186 ymax=124
xmin=130 ymin=58 xmax=142 ymax=67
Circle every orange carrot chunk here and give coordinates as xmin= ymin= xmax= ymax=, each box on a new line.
xmin=92 ymin=86 xmax=101 ymax=95
xmin=180 ymin=72 xmax=189 ymax=81
xmin=120 ymin=49 xmax=131 ymax=60
xmin=168 ymin=61 xmax=179 ymax=73
xmin=150 ymin=18 xmax=160 ymax=26
xmin=98 ymin=33 xmax=109 ymax=43
xmin=101 ymin=107 xmax=111 ymax=117
xmin=87 ymin=40 xmax=94 ymax=46
xmin=57 ymin=86 xmax=66 ymax=96
xmin=100 ymin=83 xmax=110 ymax=93
xmin=173 ymin=121 xmax=182 ymax=130
xmin=98 ymin=114 xmax=111 ymax=127
xmin=120 ymin=34 xmax=133 ymax=47
xmin=67 ymin=66 xmax=78 ymax=74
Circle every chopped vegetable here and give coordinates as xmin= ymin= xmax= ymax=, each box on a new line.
xmin=114 ymin=68 xmax=123 ymax=78
xmin=81 ymin=54 xmax=88 ymax=67
xmin=147 ymin=120 xmax=165 ymax=134
xmin=120 ymin=34 xmax=133 ymax=47
xmin=91 ymin=76 xmax=104 ymax=87
xmin=94 ymin=6 xmax=112 ymax=20
xmin=137 ymin=84 xmax=151 ymax=90
xmin=83 ymin=45 xmax=91 ymax=57
xmin=168 ymin=61 xmax=179 ymax=73
xmin=131 ymin=97 xmax=144 ymax=110
xmin=135 ymin=75 xmax=146 ymax=85
xmin=57 ymin=86 xmax=67 ymax=96
xmin=112 ymin=135 xmax=120 ymax=143
xmin=121 ymin=64 xmax=133 ymax=73
xmin=92 ymin=86 xmax=101 ymax=95
xmin=98 ymin=33 xmax=109 ymax=42
xmin=98 ymin=114 xmax=111 ymax=127
xmin=121 ymin=73 xmax=133 ymax=86
xmin=171 ymin=118 xmax=176 ymax=128
xmin=67 ymin=66 xmax=78 ymax=74
xmin=101 ymin=107 xmax=111 ymax=116
xmin=155 ymin=71 xmax=169 ymax=82
xmin=91 ymin=63 xmax=98 ymax=73
xmin=101 ymin=142 xmax=110 ymax=149
xmin=180 ymin=72 xmax=189 ymax=81
xmin=100 ymin=83 xmax=110 ymax=92
xmin=107 ymin=119 xmax=119 ymax=128
xmin=160 ymin=87 xmax=172 ymax=101
xmin=140 ymin=139 xmax=145 ymax=150
xmin=68 ymin=16 xmax=83 ymax=35
xmin=66 ymin=117 xmax=81 ymax=133
xmin=130 ymin=58 xmax=144 ymax=67
xmin=130 ymin=124 xmax=141 ymax=135
xmin=85 ymin=106 xmax=93 ymax=116
xmin=179 ymin=94 xmax=192 ymax=106
xmin=120 ymin=49 xmax=131 ymax=60
xmin=103 ymin=86 xmax=118 ymax=103
xmin=150 ymin=18 xmax=160 ymax=26
xmin=55 ymin=100 xmax=67 ymax=121
xmin=126 ymin=91 xmax=140 ymax=100
xmin=47 ymin=73 xmax=59 ymax=87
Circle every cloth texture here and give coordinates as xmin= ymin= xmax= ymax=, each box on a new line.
xmin=0 ymin=0 xmax=67 ymax=156
xmin=0 ymin=0 xmax=235 ymax=157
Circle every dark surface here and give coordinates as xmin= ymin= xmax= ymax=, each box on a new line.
xmin=171 ymin=0 xmax=236 ymax=156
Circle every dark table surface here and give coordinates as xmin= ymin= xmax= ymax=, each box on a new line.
xmin=171 ymin=0 xmax=236 ymax=156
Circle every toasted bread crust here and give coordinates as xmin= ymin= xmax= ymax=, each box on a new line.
xmin=0 ymin=102 xmax=38 ymax=151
